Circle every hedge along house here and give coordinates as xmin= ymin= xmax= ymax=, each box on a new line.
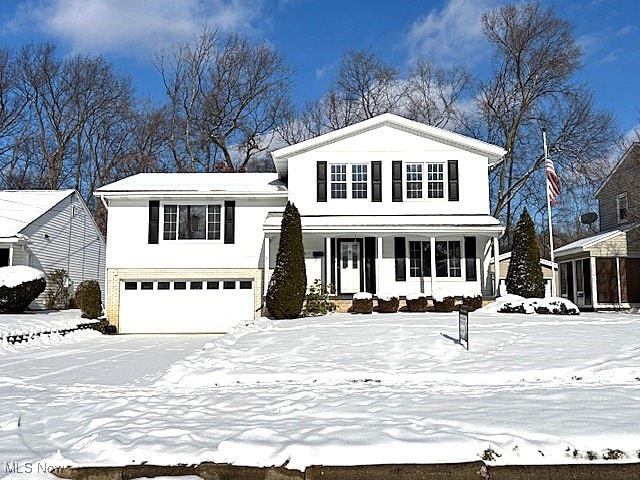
xmin=0 ymin=190 xmax=106 ymax=309
xmin=555 ymin=142 xmax=640 ymax=310
xmin=97 ymin=114 xmax=506 ymax=334
xmin=269 ymin=114 xmax=506 ymax=301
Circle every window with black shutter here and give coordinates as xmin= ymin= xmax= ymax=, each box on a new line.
xmin=148 ymin=200 xmax=159 ymax=244
xmin=317 ymin=161 xmax=327 ymax=202
xmin=394 ymin=237 xmax=406 ymax=281
xmin=448 ymin=160 xmax=459 ymax=201
xmin=464 ymin=236 xmax=477 ymax=281
xmin=371 ymin=161 xmax=382 ymax=202
xmin=392 ymin=161 xmax=403 ymax=202
xmin=224 ymin=201 xmax=235 ymax=244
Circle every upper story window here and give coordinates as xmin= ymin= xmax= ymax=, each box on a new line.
xmin=330 ymin=164 xmax=347 ymax=199
xmin=351 ymin=164 xmax=368 ymax=199
xmin=330 ymin=163 xmax=368 ymax=199
xmin=617 ymin=193 xmax=628 ymax=224
xmin=163 ymin=204 xmax=221 ymax=240
xmin=406 ymin=162 xmax=445 ymax=199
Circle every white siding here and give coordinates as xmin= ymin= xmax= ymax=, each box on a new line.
xmin=21 ymin=192 xmax=106 ymax=309
xmin=286 ymin=125 xmax=492 ymax=217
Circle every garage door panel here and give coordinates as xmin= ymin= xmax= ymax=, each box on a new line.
xmin=119 ymin=280 xmax=254 ymax=334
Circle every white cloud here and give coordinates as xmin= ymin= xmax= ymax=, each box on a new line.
xmin=7 ymin=0 xmax=265 ymax=58
xmin=406 ymin=0 xmax=501 ymax=66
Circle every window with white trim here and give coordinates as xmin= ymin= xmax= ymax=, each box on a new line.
xmin=435 ymin=241 xmax=461 ymax=277
xmin=163 ymin=204 xmax=221 ymax=240
xmin=351 ymin=164 xmax=368 ymax=198
xmin=330 ymin=164 xmax=347 ymax=199
xmin=406 ymin=163 xmax=422 ymax=198
xmin=427 ymin=163 xmax=444 ymax=198
xmin=409 ymin=241 xmax=431 ymax=277
xmin=617 ymin=192 xmax=628 ymax=224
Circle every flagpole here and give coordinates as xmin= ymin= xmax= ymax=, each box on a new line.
xmin=543 ymin=129 xmax=556 ymax=297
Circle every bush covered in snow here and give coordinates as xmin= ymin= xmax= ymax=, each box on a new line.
xmin=266 ymin=202 xmax=307 ymax=319
xmin=352 ymin=292 xmax=373 ymax=314
xmin=75 ymin=280 xmax=102 ymax=319
xmin=377 ymin=294 xmax=399 ymax=313
xmin=302 ymin=280 xmax=336 ymax=317
xmin=496 ymin=296 xmax=580 ymax=315
xmin=433 ymin=296 xmax=455 ymax=312
xmin=0 ymin=266 xmax=46 ymax=313
xmin=406 ymin=294 xmax=429 ymax=312
xmin=462 ymin=294 xmax=483 ymax=312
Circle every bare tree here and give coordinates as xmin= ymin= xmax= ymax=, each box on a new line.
xmin=472 ymin=2 xmax=618 ymax=247
xmin=155 ymin=26 xmax=294 ymax=172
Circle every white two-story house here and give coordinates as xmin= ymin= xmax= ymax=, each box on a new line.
xmin=96 ymin=114 xmax=505 ymax=333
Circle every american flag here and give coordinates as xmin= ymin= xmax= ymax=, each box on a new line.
xmin=546 ymin=157 xmax=560 ymax=206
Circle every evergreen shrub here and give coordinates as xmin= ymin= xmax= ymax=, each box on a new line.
xmin=406 ymin=295 xmax=429 ymax=312
xmin=462 ymin=294 xmax=483 ymax=312
xmin=505 ymin=208 xmax=545 ymax=298
xmin=302 ymin=280 xmax=336 ymax=316
xmin=433 ymin=296 xmax=456 ymax=312
xmin=352 ymin=292 xmax=373 ymax=314
xmin=0 ymin=278 xmax=46 ymax=313
xmin=265 ymin=202 xmax=307 ymax=319
xmin=75 ymin=280 xmax=102 ymax=319
xmin=377 ymin=294 xmax=399 ymax=313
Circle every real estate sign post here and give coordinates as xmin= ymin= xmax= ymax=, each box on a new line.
xmin=459 ymin=305 xmax=469 ymax=350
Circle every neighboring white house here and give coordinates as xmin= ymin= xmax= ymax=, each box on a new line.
xmin=490 ymin=252 xmax=558 ymax=298
xmin=0 ymin=190 xmax=106 ymax=309
xmin=96 ymin=113 xmax=506 ymax=334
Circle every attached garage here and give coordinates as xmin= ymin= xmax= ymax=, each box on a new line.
xmin=118 ymin=279 xmax=255 ymax=333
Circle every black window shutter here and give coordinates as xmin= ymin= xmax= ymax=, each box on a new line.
xmin=465 ymin=236 xmax=477 ymax=281
xmin=148 ymin=201 xmax=159 ymax=244
xmin=371 ymin=161 xmax=382 ymax=202
xmin=392 ymin=160 xmax=402 ymax=202
xmin=448 ymin=160 xmax=459 ymax=201
xmin=317 ymin=161 xmax=327 ymax=202
xmin=364 ymin=237 xmax=377 ymax=293
xmin=224 ymin=201 xmax=235 ymax=244
xmin=394 ymin=236 xmax=406 ymax=281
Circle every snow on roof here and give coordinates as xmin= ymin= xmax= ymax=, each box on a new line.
xmin=0 ymin=190 xmax=74 ymax=238
xmin=96 ymin=173 xmax=287 ymax=196
xmin=271 ymin=113 xmax=507 ymax=176
xmin=554 ymin=223 xmax=639 ymax=256
xmin=495 ymin=251 xmax=557 ymax=268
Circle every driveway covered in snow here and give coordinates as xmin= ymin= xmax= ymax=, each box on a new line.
xmin=1 ymin=309 xmax=640 ymax=473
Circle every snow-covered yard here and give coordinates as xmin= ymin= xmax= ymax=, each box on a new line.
xmin=1 ymin=306 xmax=639 ymax=475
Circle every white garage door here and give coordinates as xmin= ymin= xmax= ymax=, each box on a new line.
xmin=119 ymin=279 xmax=255 ymax=333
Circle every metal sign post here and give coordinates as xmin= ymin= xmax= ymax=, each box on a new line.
xmin=459 ymin=305 xmax=469 ymax=350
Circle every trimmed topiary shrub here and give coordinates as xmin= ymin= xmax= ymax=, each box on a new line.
xmin=75 ymin=280 xmax=102 ymax=319
xmin=433 ymin=296 xmax=456 ymax=312
xmin=0 ymin=266 xmax=46 ymax=313
xmin=266 ymin=202 xmax=307 ymax=319
xmin=462 ymin=294 xmax=483 ymax=312
xmin=406 ymin=294 xmax=429 ymax=312
xmin=377 ymin=294 xmax=399 ymax=313
xmin=505 ymin=208 xmax=545 ymax=298
xmin=352 ymin=292 xmax=373 ymax=314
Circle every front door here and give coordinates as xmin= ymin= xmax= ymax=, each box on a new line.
xmin=338 ymin=240 xmax=362 ymax=294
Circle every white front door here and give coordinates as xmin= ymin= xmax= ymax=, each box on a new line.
xmin=339 ymin=241 xmax=361 ymax=294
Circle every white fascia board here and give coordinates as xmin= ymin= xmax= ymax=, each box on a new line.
xmin=264 ymin=223 xmax=504 ymax=236
xmin=95 ymin=190 xmax=289 ymax=200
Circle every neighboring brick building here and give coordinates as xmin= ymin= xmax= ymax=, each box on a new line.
xmin=555 ymin=142 xmax=640 ymax=309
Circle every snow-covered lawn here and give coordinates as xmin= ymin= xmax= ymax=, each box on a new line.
xmin=1 ymin=307 xmax=639 ymax=475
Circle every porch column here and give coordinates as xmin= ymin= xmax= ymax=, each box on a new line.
xmin=263 ymin=236 xmax=270 ymax=299
xmin=590 ymin=256 xmax=598 ymax=308
xmin=430 ymin=236 xmax=437 ymax=295
xmin=8 ymin=245 xmax=13 ymax=266
xmin=376 ymin=237 xmax=383 ymax=293
xmin=492 ymin=237 xmax=500 ymax=296
xmin=616 ymin=257 xmax=622 ymax=304
xmin=324 ymin=237 xmax=331 ymax=287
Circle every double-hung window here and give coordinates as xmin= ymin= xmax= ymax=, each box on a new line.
xmin=351 ymin=164 xmax=368 ymax=198
xmin=163 ymin=204 xmax=221 ymax=240
xmin=409 ymin=241 xmax=431 ymax=277
xmin=406 ymin=163 xmax=423 ymax=199
xmin=331 ymin=164 xmax=347 ymax=199
xmin=426 ymin=163 xmax=444 ymax=198
xmin=435 ymin=241 xmax=461 ymax=277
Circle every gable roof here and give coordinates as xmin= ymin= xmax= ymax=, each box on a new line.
xmin=96 ymin=173 xmax=287 ymax=197
xmin=0 ymin=190 xmax=75 ymax=238
xmin=271 ymin=113 xmax=507 ymax=176
xmin=595 ymin=142 xmax=640 ymax=197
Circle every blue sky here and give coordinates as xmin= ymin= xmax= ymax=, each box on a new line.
xmin=0 ymin=0 xmax=638 ymax=137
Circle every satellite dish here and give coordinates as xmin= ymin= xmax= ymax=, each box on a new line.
xmin=580 ymin=212 xmax=598 ymax=225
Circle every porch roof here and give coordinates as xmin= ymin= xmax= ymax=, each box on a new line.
xmin=264 ymin=213 xmax=503 ymax=235
xmin=554 ymin=222 xmax=639 ymax=257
